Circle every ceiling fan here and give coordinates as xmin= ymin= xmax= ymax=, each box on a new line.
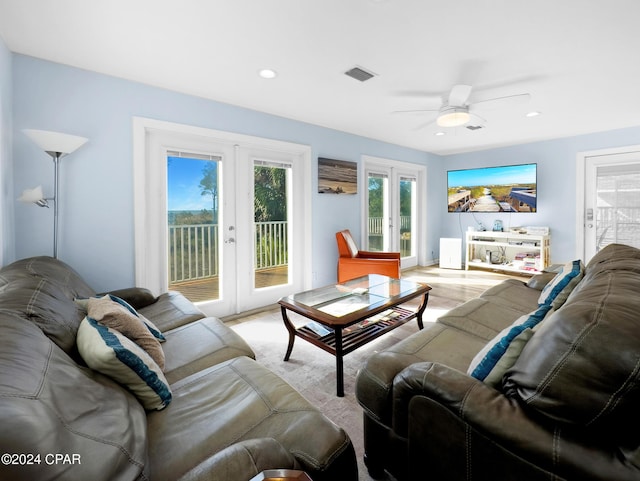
xmin=394 ymin=84 xmax=531 ymax=129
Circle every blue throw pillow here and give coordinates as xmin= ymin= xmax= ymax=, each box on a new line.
xmin=537 ymin=260 xmax=584 ymax=308
xmin=77 ymin=317 xmax=172 ymax=410
xmin=468 ymin=304 xmax=552 ymax=383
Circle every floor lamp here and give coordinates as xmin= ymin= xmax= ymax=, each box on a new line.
xmin=18 ymin=129 xmax=88 ymax=259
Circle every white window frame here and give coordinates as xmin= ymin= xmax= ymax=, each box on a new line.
xmin=361 ymin=155 xmax=427 ymax=268
xmin=132 ymin=117 xmax=312 ymax=302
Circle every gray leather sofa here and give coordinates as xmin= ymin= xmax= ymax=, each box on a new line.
xmin=356 ymin=243 xmax=640 ymax=480
xmin=0 ymin=256 xmax=357 ymax=481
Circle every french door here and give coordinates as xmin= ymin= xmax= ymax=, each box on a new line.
xmin=579 ymin=147 xmax=640 ymax=262
xmin=362 ymin=156 xmax=425 ymax=269
xmin=134 ymin=118 xmax=311 ymax=318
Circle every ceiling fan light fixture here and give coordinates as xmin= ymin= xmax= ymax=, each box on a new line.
xmin=437 ymin=108 xmax=470 ymax=127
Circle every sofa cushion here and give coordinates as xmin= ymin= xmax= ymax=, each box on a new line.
xmin=147 ymin=356 xmax=354 ymax=480
xmin=437 ymin=298 xmax=532 ymax=341
xmin=468 ymin=304 xmax=551 ymax=384
xmin=0 ymin=277 xmax=87 ymax=354
xmin=87 ymin=295 xmax=165 ymax=370
xmin=77 ymin=317 xmax=172 ymax=410
xmin=504 ymin=248 xmax=640 ymax=434
xmin=537 ymin=259 xmax=584 ymax=308
xmin=138 ymin=291 xmax=206 ymax=332
xmin=0 ymin=314 xmax=148 ymax=481
xmin=525 ymin=271 xmax=557 ymax=290
xmin=162 ymin=317 xmax=256 ymax=384
xmin=356 ymin=323 xmax=488 ymax=423
xmin=478 ymin=278 xmax=541 ymax=314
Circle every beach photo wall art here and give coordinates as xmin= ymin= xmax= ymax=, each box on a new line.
xmin=318 ymin=157 xmax=357 ymax=194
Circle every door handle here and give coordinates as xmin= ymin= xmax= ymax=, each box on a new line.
xmin=225 ymin=238 xmax=235 ymax=244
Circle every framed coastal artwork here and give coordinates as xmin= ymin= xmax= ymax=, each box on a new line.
xmin=318 ymin=157 xmax=357 ymax=194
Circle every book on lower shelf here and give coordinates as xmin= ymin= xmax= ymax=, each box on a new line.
xmin=304 ymin=321 xmax=333 ymax=337
xmin=343 ymin=309 xmax=402 ymax=333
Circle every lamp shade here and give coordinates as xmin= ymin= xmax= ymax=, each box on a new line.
xmin=23 ymin=129 xmax=88 ymax=155
xmin=18 ymin=185 xmax=45 ymax=203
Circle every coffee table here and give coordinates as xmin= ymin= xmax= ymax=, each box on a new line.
xmin=278 ymin=274 xmax=431 ymax=396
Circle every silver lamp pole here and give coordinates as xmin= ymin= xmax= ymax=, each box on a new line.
xmin=18 ymin=130 xmax=88 ymax=259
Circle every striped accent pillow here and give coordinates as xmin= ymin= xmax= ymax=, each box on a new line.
xmin=468 ymin=304 xmax=552 ymax=385
xmin=75 ymin=295 xmax=166 ymax=342
xmin=77 ymin=317 xmax=172 ymax=410
xmin=537 ymin=260 xmax=584 ymax=308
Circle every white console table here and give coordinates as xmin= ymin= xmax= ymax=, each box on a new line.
xmin=465 ymin=231 xmax=550 ymax=275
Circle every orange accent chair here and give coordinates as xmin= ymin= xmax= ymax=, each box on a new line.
xmin=336 ymin=229 xmax=401 ymax=283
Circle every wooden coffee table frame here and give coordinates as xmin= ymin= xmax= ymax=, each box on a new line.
xmin=278 ymin=278 xmax=431 ymax=397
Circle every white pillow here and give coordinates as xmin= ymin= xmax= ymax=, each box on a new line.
xmin=77 ymin=317 xmax=172 ymax=411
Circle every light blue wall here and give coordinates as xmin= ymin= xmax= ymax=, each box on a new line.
xmin=0 ymin=35 xmax=13 ymax=266
xmin=10 ymin=53 xmax=639 ymax=289
xmin=11 ymin=54 xmax=437 ymax=290
xmin=440 ymin=127 xmax=640 ymax=263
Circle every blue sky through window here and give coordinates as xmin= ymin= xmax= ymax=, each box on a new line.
xmin=167 ymin=156 xmax=214 ymax=211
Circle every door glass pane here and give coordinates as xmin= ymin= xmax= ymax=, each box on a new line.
xmin=400 ymin=176 xmax=416 ymax=257
xmin=368 ymin=173 xmax=388 ymax=251
xmin=596 ymin=163 xmax=640 ymax=251
xmin=167 ymin=153 xmax=220 ymax=302
xmin=254 ymin=162 xmax=289 ymax=288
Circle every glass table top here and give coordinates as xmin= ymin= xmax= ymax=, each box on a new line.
xmin=285 ymin=274 xmax=426 ymax=317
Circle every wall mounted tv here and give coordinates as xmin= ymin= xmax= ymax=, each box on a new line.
xmin=447 ymin=163 xmax=537 ymax=213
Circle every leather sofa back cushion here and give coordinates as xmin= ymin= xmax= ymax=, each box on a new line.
xmin=504 ymin=246 xmax=640 ymax=434
xmin=0 ymin=256 xmax=95 ymax=354
xmin=0 ymin=315 xmax=148 ymax=479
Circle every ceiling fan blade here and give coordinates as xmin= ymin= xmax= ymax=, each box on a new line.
xmin=392 ymin=109 xmax=440 ymax=115
xmin=448 ymin=84 xmax=473 ymax=107
xmin=470 ymin=93 xmax=531 ymax=110
xmin=467 ymin=112 xmax=487 ymax=126
xmin=413 ymin=118 xmax=438 ymax=131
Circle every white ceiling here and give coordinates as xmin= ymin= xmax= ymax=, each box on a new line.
xmin=1 ymin=0 xmax=640 ymax=155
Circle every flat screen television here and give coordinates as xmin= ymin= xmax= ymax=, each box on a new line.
xmin=447 ymin=163 xmax=537 ymax=213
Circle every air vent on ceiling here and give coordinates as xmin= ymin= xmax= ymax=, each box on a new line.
xmin=345 ymin=66 xmax=376 ymax=82
xmin=466 ymin=125 xmax=484 ymax=131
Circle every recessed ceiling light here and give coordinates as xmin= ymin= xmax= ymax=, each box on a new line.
xmin=258 ymin=69 xmax=278 ymax=79
xmin=526 ymin=111 xmax=541 ymax=118
xmin=435 ymin=131 xmax=446 ymax=136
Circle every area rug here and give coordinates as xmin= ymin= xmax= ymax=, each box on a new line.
xmin=229 ymin=268 xmax=513 ymax=480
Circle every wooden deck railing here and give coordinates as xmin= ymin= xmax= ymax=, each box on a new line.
xmin=169 ymin=217 xmax=412 ymax=284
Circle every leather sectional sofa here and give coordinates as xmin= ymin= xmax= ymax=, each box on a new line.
xmin=356 ymin=243 xmax=640 ymax=480
xmin=0 ymin=256 xmax=357 ymax=481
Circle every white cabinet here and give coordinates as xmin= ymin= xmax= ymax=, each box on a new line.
xmin=465 ymin=231 xmax=550 ymax=275
xmin=439 ymin=238 xmax=462 ymax=269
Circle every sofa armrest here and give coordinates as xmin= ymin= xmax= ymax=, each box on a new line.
xmin=356 ymin=250 xmax=401 ymax=260
xmin=99 ymin=287 xmax=158 ymax=309
xmin=525 ymin=271 xmax=557 ymax=291
xmin=393 ymin=362 xmax=638 ymax=480
xmin=392 ymin=362 xmax=552 ymax=441
xmin=177 ymin=438 xmax=297 ymax=481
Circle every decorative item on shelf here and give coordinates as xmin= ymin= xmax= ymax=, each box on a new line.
xmin=18 ymin=129 xmax=88 ymax=259
xmin=526 ymin=226 xmax=550 ymax=235
xmin=492 ymin=219 xmax=503 ymax=232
